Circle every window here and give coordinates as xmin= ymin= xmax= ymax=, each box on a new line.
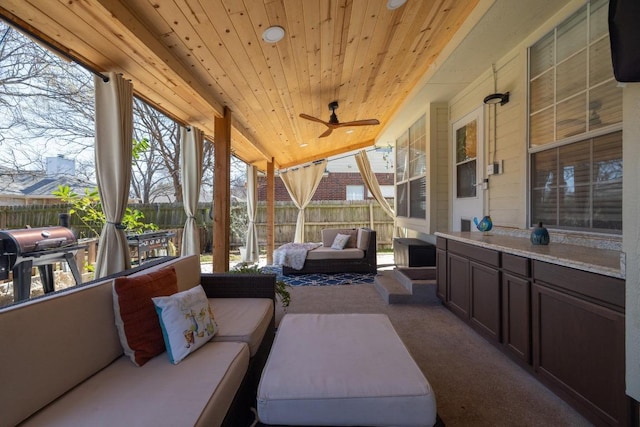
xmin=531 ymin=131 xmax=622 ymax=231
xmin=369 ymin=185 xmax=395 ymax=199
xmin=455 ymin=119 xmax=477 ymax=198
xmin=346 ymin=185 xmax=364 ymax=201
xmin=528 ymin=0 xmax=622 ymax=233
xmin=395 ymin=115 xmax=426 ymax=219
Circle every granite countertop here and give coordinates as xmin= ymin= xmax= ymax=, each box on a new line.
xmin=435 ymin=231 xmax=624 ymax=279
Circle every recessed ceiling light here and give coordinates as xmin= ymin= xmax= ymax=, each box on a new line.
xmin=387 ymin=0 xmax=407 ymax=10
xmin=262 ymin=26 xmax=285 ymax=43
xmin=346 ymin=129 xmax=354 ymax=134
xmin=300 ymin=142 xmax=308 ymax=148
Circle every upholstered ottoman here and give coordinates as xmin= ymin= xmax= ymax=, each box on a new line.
xmin=257 ymin=313 xmax=437 ymax=426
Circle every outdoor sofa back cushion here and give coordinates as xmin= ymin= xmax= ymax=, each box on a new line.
xmin=356 ymin=228 xmax=370 ymax=250
xmin=322 ymin=228 xmax=357 ymax=248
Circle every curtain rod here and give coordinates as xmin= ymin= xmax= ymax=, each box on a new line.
xmin=278 ymin=145 xmax=387 ymax=174
xmin=327 ymin=145 xmax=388 ymax=163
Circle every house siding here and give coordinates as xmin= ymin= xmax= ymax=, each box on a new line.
xmin=445 ymin=0 xmax=640 ymax=403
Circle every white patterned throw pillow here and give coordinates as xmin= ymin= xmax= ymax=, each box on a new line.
xmin=152 ymin=285 xmax=219 ymax=364
xmin=331 ymin=233 xmax=351 ymax=250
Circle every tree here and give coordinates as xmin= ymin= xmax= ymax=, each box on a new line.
xmin=0 ymin=22 xmax=95 ymax=178
xmin=130 ymin=100 xmax=214 ymax=203
xmin=52 ymin=184 xmax=158 ymax=238
xmin=0 ymin=21 xmax=220 ymax=203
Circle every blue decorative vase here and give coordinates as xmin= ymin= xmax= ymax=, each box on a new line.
xmin=473 ymin=216 xmax=493 ymax=233
xmin=530 ymin=222 xmax=550 ymax=245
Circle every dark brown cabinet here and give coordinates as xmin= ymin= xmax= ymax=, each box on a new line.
xmin=436 ymin=237 xmax=448 ymax=301
xmin=445 ymin=240 xmax=501 ymax=343
xmin=469 ymin=261 xmax=501 ymax=342
xmin=447 ymin=252 xmax=469 ymax=319
xmin=533 ymin=260 xmax=627 ymax=426
xmin=502 ymin=253 xmax=531 ymax=364
xmin=436 ymin=250 xmax=447 ymax=300
xmin=502 ymin=272 xmax=531 ymax=363
xmin=437 ymin=236 xmax=631 ymax=426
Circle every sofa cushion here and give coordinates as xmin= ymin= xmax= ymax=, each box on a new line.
xmin=322 ymin=228 xmax=357 ymax=248
xmin=153 ymin=285 xmax=219 ymax=364
xmin=21 ymin=342 xmax=250 ymax=427
xmin=306 ymin=247 xmax=365 ymax=260
xmin=113 ymin=266 xmax=178 ymax=366
xmin=331 ymin=233 xmax=351 ymax=250
xmin=0 ymin=277 xmax=122 ymax=427
xmin=210 ymin=298 xmax=274 ymax=357
xmin=129 ymin=254 xmax=201 ymax=293
xmin=356 ymin=228 xmax=371 ymax=250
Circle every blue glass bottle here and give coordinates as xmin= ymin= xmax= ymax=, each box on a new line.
xmin=473 ymin=215 xmax=493 ymax=233
xmin=530 ymin=222 xmax=550 ymax=245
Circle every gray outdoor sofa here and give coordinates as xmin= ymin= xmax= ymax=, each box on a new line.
xmin=282 ymin=227 xmax=377 ymax=275
xmin=0 ymin=255 xmax=275 ymax=427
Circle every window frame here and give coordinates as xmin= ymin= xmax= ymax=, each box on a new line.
xmin=395 ymin=115 xmax=427 ymax=220
xmin=527 ymin=0 xmax=622 ymax=234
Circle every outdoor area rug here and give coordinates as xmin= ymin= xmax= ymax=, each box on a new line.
xmin=261 ymin=265 xmax=376 ymax=287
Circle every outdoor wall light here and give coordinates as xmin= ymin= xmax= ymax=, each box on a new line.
xmin=262 ymin=26 xmax=285 ymax=43
xmin=483 ymin=92 xmax=510 ymax=105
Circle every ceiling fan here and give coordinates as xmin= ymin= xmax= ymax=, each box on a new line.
xmin=299 ymin=101 xmax=380 ymax=138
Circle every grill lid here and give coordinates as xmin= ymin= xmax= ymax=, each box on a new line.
xmin=0 ymin=226 xmax=77 ymax=255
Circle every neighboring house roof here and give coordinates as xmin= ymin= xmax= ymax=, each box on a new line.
xmin=0 ymin=165 xmax=95 ymax=201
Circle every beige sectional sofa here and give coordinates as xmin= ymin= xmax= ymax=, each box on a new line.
xmin=0 ymin=255 xmax=275 ymax=427
xmin=282 ymin=227 xmax=377 ymax=275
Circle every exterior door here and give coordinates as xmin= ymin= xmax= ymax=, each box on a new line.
xmin=452 ymin=106 xmax=484 ymax=231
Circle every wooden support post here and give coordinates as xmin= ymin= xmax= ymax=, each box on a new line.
xmin=369 ymin=202 xmax=374 ymax=229
xmin=213 ymin=107 xmax=231 ymax=272
xmin=266 ymin=158 xmax=275 ymax=265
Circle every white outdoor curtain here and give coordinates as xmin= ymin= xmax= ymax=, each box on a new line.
xmin=279 ymin=160 xmax=327 ymax=243
xmin=355 ymin=149 xmax=403 ymax=238
xmin=180 ymin=126 xmax=204 ymax=257
xmin=94 ymin=72 xmax=133 ymax=278
xmin=242 ymin=165 xmax=259 ymax=263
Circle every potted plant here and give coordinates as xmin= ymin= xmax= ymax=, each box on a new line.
xmin=230 ymin=263 xmax=291 ymax=308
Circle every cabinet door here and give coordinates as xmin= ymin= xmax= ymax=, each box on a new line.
xmin=469 ymin=261 xmax=501 ymax=342
xmin=532 ymin=284 xmax=626 ymax=426
xmin=502 ymin=273 xmax=531 ymax=363
xmin=436 ymin=249 xmax=447 ymax=300
xmin=447 ymin=252 xmax=469 ymax=319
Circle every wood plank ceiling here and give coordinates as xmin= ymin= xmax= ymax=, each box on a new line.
xmin=0 ymin=0 xmax=479 ymax=170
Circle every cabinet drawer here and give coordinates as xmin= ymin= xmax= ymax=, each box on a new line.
xmin=502 ymin=253 xmax=530 ymax=277
xmin=532 ymin=260 xmax=624 ymax=310
xmin=436 ymin=237 xmax=447 ymax=250
xmin=448 ymin=240 xmax=500 ymax=267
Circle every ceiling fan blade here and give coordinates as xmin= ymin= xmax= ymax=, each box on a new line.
xmin=299 ymin=113 xmax=329 ymax=125
xmin=319 ymin=127 xmax=334 ymax=138
xmin=335 ymin=119 xmax=380 ymax=127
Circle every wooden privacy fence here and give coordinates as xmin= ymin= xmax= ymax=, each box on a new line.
xmin=256 ymin=201 xmax=395 ymax=248
xmin=0 ymin=200 xmax=395 ymax=255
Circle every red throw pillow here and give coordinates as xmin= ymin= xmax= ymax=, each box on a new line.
xmin=113 ymin=267 xmax=178 ymax=366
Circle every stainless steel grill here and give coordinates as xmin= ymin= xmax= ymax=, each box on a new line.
xmin=0 ymin=226 xmax=84 ymax=302
xmin=127 ymin=230 xmax=176 ymax=265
